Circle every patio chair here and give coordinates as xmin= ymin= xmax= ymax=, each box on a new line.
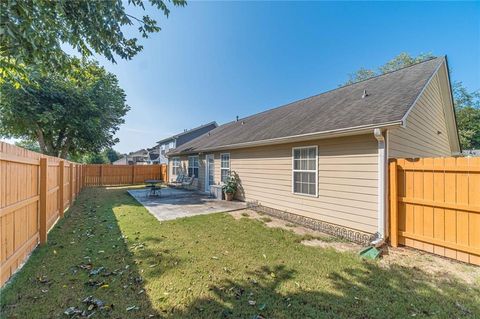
xmin=168 ymin=174 xmax=184 ymax=188
xmin=180 ymin=176 xmax=194 ymax=188
xmin=184 ymin=178 xmax=198 ymax=191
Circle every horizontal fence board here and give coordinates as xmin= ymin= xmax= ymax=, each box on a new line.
xmin=0 ymin=142 xmax=84 ymax=286
xmin=83 ymin=164 xmax=167 ymax=186
xmin=1 ymin=141 xmax=168 ymax=286
xmin=390 ymin=157 xmax=480 ymax=265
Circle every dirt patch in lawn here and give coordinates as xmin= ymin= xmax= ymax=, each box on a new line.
xmin=230 ymin=209 xmax=360 ymax=252
xmin=380 ymin=246 xmax=480 ymax=285
xmin=231 ymin=209 xmax=480 ymax=285
xmin=3 ymin=189 xmax=479 ymax=319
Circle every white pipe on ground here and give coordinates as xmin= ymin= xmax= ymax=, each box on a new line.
xmin=373 ymin=128 xmax=386 ymax=243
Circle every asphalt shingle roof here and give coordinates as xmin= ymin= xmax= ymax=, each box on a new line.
xmin=171 ymin=57 xmax=444 ymax=155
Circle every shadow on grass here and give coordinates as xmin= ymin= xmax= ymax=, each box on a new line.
xmin=171 ymin=263 xmax=479 ymax=318
xmin=2 ymin=187 xmax=479 ymax=319
xmin=119 ymin=185 xmax=479 ymax=318
xmin=0 ymin=187 xmax=164 ymax=318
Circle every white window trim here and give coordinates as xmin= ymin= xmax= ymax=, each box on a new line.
xmin=220 ymin=153 xmax=231 ymax=183
xmin=291 ymin=146 xmax=318 ymax=197
xmin=205 ymin=154 xmax=215 ymax=191
xmin=172 ymin=157 xmax=180 ymax=175
xmin=188 ymin=155 xmax=199 ymax=177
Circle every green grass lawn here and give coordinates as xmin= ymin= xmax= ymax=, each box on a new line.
xmin=1 ymin=187 xmax=479 ymax=319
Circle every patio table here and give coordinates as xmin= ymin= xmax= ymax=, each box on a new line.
xmin=144 ymin=179 xmax=163 ymax=196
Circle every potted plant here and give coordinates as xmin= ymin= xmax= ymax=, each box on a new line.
xmin=222 ymin=174 xmax=238 ymax=201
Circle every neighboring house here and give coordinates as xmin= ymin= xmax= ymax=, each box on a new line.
xmin=168 ymin=56 xmax=460 ymax=243
xmin=156 ymin=122 xmax=218 ymax=164
xmin=146 ymin=146 xmax=161 ymax=164
xmin=127 ymin=149 xmax=149 ymax=165
xmin=112 ymin=156 xmax=128 ymax=165
xmin=112 ymin=146 xmax=166 ymax=165
xmin=113 ymin=149 xmax=150 ymax=165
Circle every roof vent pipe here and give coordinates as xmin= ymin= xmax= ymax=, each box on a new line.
xmin=362 ymin=89 xmax=368 ymax=99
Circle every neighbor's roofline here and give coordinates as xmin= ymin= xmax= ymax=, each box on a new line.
xmin=156 ymin=121 xmax=218 ymax=144
xmin=168 ymin=120 xmax=404 ymax=156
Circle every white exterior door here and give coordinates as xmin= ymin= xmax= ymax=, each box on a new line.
xmin=205 ymin=154 xmax=215 ymax=192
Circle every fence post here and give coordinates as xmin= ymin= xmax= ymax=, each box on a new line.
xmin=79 ymin=165 xmax=82 ymax=191
xmin=75 ymin=165 xmax=78 ymax=195
xmin=39 ymin=158 xmax=48 ymax=245
xmin=59 ymin=160 xmax=64 ymax=218
xmin=389 ymin=159 xmax=398 ymax=247
xmin=132 ymin=165 xmax=136 ymax=184
xmin=69 ymin=163 xmax=74 ymax=205
xmin=82 ymin=164 xmax=85 ymax=188
xmin=100 ymin=165 xmax=103 ymax=186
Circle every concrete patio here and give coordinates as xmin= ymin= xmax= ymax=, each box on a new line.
xmin=127 ymin=187 xmax=246 ymax=221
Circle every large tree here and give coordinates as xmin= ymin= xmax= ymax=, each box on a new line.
xmin=345 ymin=52 xmax=480 ymax=150
xmin=344 ymin=52 xmax=436 ymax=85
xmin=105 ymin=148 xmax=122 ymax=163
xmin=0 ymin=59 xmax=130 ymax=158
xmin=453 ymin=82 xmax=480 ymax=149
xmin=14 ymin=140 xmax=40 ymax=153
xmin=0 ymin=0 xmax=186 ymax=86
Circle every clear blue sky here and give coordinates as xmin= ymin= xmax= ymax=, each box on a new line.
xmin=94 ymin=1 xmax=480 ymax=153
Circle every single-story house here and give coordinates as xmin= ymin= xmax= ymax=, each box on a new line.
xmin=167 ymin=56 xmax=460 ymax=243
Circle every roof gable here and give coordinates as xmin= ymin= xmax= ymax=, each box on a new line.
xmin=401 ymin=58 xmax=461 ymax=153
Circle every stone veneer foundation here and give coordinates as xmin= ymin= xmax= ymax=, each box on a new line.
xmin=246 ymin=201 xmax=377 ymax=245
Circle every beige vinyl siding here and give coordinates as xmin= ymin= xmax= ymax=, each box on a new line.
xmin=208 ymin=134 xmax=379 ymax=234
xmin=388 ymin=72 xmax=452 ymax=158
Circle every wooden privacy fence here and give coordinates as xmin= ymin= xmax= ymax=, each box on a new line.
xmin=0 ymin=142 xmax=85 ymax=285
xmin=0 ymin=142 xmax=168 ymax=286
xmin=389 ymin=157 xmax=480 ymax=265
xmin=84 ymin=164 xmax=167 ymax=186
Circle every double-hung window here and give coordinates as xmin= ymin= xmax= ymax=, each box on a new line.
xmin=220 ymin=153 xmax=230 ymax=183
xmin=172 ymin=157 xmax=180 ymax=175
xmin=292 ymin=146 xmax=318 ymax=196
xmin=188 ymin=156 xmax=199 ymax=177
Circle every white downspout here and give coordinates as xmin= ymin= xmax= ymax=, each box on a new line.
xmin=372 ymin=128 xmax=386 ymax=246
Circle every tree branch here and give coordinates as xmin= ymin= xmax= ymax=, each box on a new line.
xmin=125 ymin=13 xmax=145 ymax=25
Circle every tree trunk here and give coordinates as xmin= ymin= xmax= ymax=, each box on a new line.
xmin=36 ymin=129 xmax=48 ymax=154
xmin=59 ymin=137 xmax=71 ymax=159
